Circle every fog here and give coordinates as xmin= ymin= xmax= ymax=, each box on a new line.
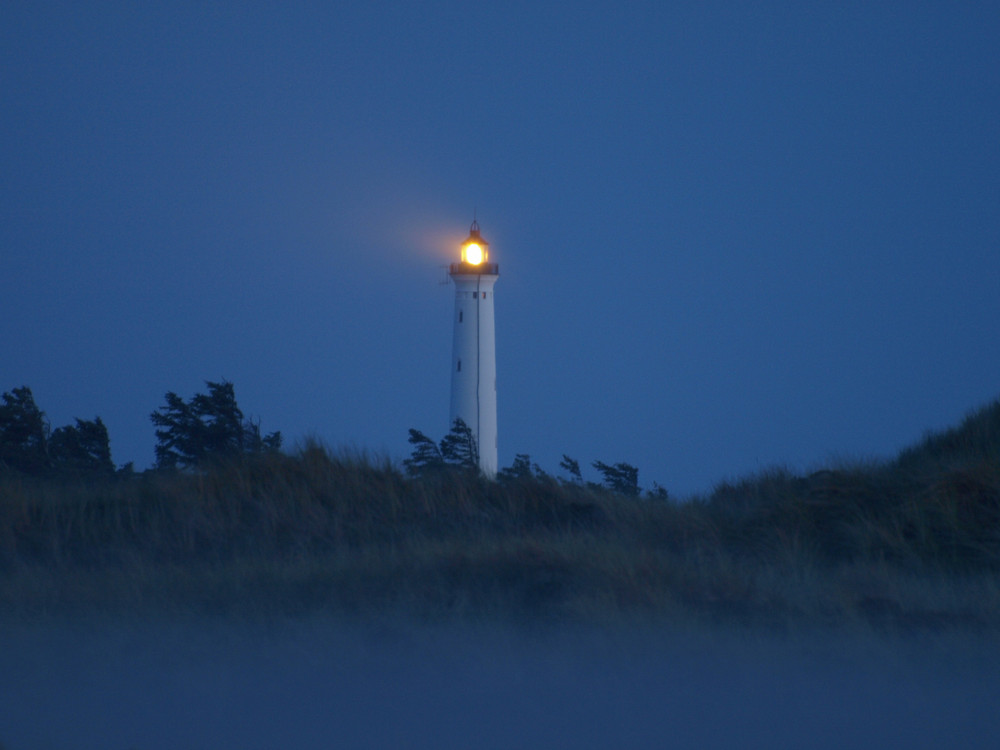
xmin=2 ymin=616 xmax=998 ymax=749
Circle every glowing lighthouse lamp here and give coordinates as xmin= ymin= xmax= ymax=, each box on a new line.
xmin=449 ymin=220 xmax=499 ymax=476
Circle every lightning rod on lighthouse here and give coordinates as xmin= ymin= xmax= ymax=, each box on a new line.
xmin=449 ymin=219 xmax=499 ymax=476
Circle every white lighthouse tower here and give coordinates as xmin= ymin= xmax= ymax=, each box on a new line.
xmin=449 ymin=220 xmax=499 ymax=476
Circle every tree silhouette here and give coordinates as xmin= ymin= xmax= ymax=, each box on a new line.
xmin=151 ymin=380 xmax=281 ymax=468
xmin=645 ymin=482 xmax=670 ymax=501
xmin=499 ymin=453 xmax=535 ymax=481
xmin=49 ymin=417 xmax=114 ymax=475
xmin=439 ymin=418 xmax=479 ymax=470
xmin=592 ymin=460 xmax=640 ymax=497
xmin=403 ymin=428 xmax=444 ymax=476
xmin=404 ymin=418 xmax=479 ymax=476
xmin=0 ymin=386 xmax=48 ymax=475
xmin=498 ymin=453 xmax=552 ymax=483
xmin=559 ymin=455 xmax=583 ymax=483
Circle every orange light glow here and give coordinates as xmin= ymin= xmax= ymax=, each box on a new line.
xmin=463 ymin=242 xmax=484 ymax=265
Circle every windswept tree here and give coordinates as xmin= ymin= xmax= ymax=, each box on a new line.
xmin=404 ymin=418 xmax=479 ymax=476
xmin=0 ymin=387 xmax=115 ymax=476
xmin=439 ymin=418 xmax=478 ymax=470
xmin=403 ymin=428 xmax=444 ymax=476
xmin=593 ymin=460 xmax=640 ymax=497
xmin=0 ymin=386 xmax=48 ymax=475
xmin=499 ymin=453 xmax=535 ymax=482
xmin=49 ymin=417 xmax=114 ymax=475
xmin=646 ymin=482 xmax=670 ymax=501
xmin=498 ymin=453 xmax=551 ymax=483
xmin=151 ymin=381 xmax=281 ymax=469
xmin=559 ymin=455 xmax=583 ymax=484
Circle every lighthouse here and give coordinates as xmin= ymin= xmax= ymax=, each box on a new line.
xmin=449 ymin=220 xmax=499 ymax=476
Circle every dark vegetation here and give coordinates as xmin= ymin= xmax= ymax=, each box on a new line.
xmin=1 ymin=382 xmax=999 ymax=632
xmin=0 ymin=387 xmax=113 ymax=477
xmin=150 ymin=380 xmax=281 ymax=469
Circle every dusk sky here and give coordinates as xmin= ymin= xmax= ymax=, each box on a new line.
xmin=3 ymin=2 xmax=998 ymax=496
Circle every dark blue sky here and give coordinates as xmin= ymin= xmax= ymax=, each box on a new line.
xmin=3 ymin=2 xmax=998 ymax=495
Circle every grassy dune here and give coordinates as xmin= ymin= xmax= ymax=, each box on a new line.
xmin=1 ymin=400 xmax=999 ymax=632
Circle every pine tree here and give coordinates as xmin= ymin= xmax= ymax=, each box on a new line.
xmin=151 ymin=381 xmax=281 ymax=468
xmin=592 ymin=460 xmax=640 ymax=496
xmin=559 ymin=455 xmax=583 ymax=483
xmin=0 ymin=386 xmax=49 ymax=475
xmin=403 ymin=428 xmax=444 ymax=476
xmin=439 ymin=418 xmax=479 ymax=470
xmin=49 ymin=417 xmax=114 ymax=475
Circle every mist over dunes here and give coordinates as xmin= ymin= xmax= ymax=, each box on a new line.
xmin=3 ymin=615 xmax=1000 ymax=750
xmin=2 ymin=397 xmax=999 ymax=749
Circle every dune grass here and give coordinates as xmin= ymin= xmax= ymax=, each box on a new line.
xmin=1 ymin=401 xmax=999 ymax=632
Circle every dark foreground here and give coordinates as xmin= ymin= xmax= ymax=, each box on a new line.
xmin=2 ymin=400 xmax=998 ymax=747
xmin=2 ymin=614 xmax=999 ymax=750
